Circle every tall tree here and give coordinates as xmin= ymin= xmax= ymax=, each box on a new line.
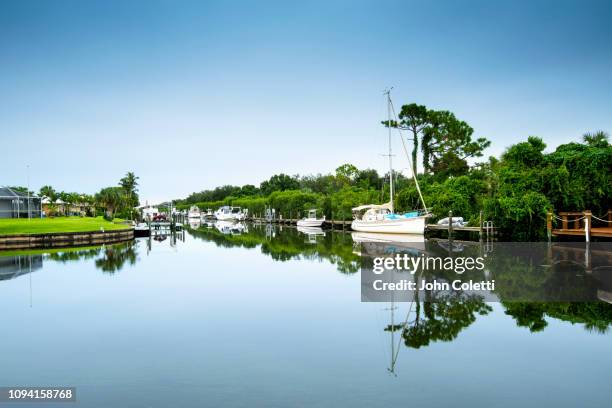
xmin=387 ymin=103 xmax=429 ymax=176
xmin=422 ymin=110 xmax=490 ymax=175
xmin=119 ymin=172 xmax=140 ymax=217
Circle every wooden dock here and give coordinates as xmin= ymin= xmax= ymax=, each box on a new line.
xmin=549 ymin=210 xmax=612 ymax=240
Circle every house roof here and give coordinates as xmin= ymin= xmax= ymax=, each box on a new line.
xmin=0 ymin=186 xmax=39 ymax=199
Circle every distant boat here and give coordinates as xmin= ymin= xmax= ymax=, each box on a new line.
xmin=351 ymin=89 xmax=428 ymax=235
xmin=187 ymin=205 xmax=201 ymax=219
xmin=297 ymin=209 xmax=325 ymax=227
xmin=134 ymin=222 xmax=150 ymax=237
xmin=215 ymin=206 xmax=246 ymax=221
xmin=203 ymin=208 xmax=215 ymax=219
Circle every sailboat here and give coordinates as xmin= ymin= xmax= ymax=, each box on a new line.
xmin=351 ymin=89 xmax=429 ymax=235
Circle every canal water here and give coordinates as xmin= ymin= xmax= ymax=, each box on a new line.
xmin=0 ymin=224 xmax=610 ymax=407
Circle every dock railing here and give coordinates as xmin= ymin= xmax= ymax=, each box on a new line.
xmin=548 ymin=209 xmax=612 ymax=241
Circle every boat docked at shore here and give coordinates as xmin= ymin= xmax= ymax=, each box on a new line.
xmin=297 ymin=209 xmax=325 ymax=227
xmin=187 ymin=205 xmax=201 ymax=219
xmin=351 ymin=89 xmax=429 ymax=235
xmin=134 ymin=222 xmax=150 ymax=237
xmin=351 ymin=204 xmax=427 ymax=234
xmin=215 ymin=206 xmax=246 ymax=221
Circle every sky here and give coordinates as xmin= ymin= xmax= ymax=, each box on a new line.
xmin=1 ymin=0 xmax=611 ymax=204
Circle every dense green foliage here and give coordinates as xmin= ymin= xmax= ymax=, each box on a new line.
xmin=174 ymin=96 xmax=610 ymax=242
xmin=177 ymin=132 xmax=610 ymax=240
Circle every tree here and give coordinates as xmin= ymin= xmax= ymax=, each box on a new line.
xmin=239 ymin=184 xmax=260 ymax=197
xmin=501 ymin=136 xmax=546 ymax=168
xmin=259 ymin=174 xmax=299 ymax=196
xmin=95 ymin=187 xmax=124 ymax=220
xmin=422 ymin=110 xmax=490 ymax=175
xmin=385 ymin=103 xmax=429 ymax=176
xmin=119 ymin=172 xmax=140 ymax=219
xmin=39 ymin=185 xmax=57 ymax=201
xmin=582 ymin=130 xmax=609 ymax=148
xmin=355 ymin=169 xmax=381 ymax=190
xmin=385 ymin=103 xmax=489 ymax=177
xmin=119 ymin=172 xmax=139 ymax=204
xmin=335 ymin=163 xmax=359 ymax=185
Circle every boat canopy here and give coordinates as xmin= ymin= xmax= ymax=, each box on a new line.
xmin=352 ymin=202 xmax=393 ymax=212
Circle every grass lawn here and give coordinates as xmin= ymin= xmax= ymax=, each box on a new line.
xmin=0 ymin=216 xmax=131 ymax=235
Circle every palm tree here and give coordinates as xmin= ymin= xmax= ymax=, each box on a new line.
xmin=39 ymin=185 xmax=57 ymax=201
xmin=119 ymin=172 xmax=140 ymax=219
xmin=582 ymin=130 xmax=609 ymax=148
xmin=95 ymin=187 xmax=123 ymax=220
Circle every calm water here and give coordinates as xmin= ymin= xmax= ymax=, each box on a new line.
xmin=1 ymin=224 xmax=611 ymax=407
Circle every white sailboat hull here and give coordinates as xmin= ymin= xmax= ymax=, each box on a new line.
xmin=351 ymin=216 xmax=426 ymax=235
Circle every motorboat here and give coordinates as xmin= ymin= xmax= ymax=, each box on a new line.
xmin=215 ymin=206 xmax=246 ymax=221
xmin=297 ymin=209 xmax=325 ymax=227
xmin=134 ymin=222 xmax=150 ymax=237
xmin=187 ymin=205 xmax=201 ymax=219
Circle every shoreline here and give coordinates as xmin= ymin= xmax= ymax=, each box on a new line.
xmin=0 ymin=229 xmax=134 ymax=250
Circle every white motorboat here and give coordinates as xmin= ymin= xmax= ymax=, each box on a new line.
xmin=296 ymin=209 xmax=325 ymax=227
xmin=187 ymin=205 xmax=201 ymax=219
xmin=215 ymin=206 xmax=246 ymax=221
xmin=351 ymin=89 xmax=429 ymax=235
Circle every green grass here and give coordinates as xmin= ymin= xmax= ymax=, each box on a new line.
xmin=0 ymin=216 xmax=131 ymax=235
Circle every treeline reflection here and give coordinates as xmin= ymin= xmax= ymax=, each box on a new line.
xmin=1 ymin=226 xmax=611 ymax=347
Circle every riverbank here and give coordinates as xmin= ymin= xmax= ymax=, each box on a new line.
xmin=0 ymin=217 xmax=130 ymax=235
xmin=0 ymin=217 xmax=134 ymax=250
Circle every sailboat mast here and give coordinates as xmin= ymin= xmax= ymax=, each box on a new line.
xmin=387 ymin=90 xmax=394 ymax=214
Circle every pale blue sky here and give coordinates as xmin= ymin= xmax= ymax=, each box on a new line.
xmin=1 ymin=0 xmax=611 ymax=203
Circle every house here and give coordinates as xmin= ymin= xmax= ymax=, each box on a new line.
xmin=41 ymin=197 xmax=93 ymax=216
xmin=0 ymin=186 xmax=42 ymax=219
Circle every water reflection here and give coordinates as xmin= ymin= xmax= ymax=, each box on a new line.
xmin=1 ymin=225 xmax=611 ymax=351
xmin=0 ymin=254 xmax=42 ymax=281
xmin=188 ymin=223 xmax=360 ymax=273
